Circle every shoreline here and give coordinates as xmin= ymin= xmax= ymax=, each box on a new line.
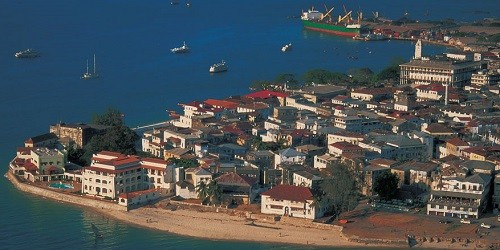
xmin=4 ymin=170 xmax=390 ymax=248
xmin=6 ymin=170 xmax=494 ymax=249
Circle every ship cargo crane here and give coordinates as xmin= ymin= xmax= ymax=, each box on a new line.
xmin=320 ymin=5 xmax=335 ymax=21
xmin=338 ymin=10 xmax=352 ymax=23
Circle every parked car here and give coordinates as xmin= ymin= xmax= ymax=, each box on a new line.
xmin=480 ymin=223 xmax=492 ymax=229
xmin=439 ymin=220 xmax=451 ymax=224
xmin=460 ymin=219 xmax=471 ymax=224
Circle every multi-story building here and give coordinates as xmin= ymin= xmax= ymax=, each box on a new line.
xmin=81 ymin=151 xmax=174 ymax=199
xmin=333 ymin=116 xmax=382 ymax=134
xmin=18 ymin=147 xmax=67 ymax=182
xmin=24 ymin=133 xmax=59 ymax=148
xmin=261 ymin=185 xmax=326 ymax=219
xmin=400 ymin=42 xmax=484 ymax=87
xmin=50 ymin=122 xmax=107 ymax=149
xmin=427 ymin=173 xmax=492 ymax=219
xmin=471 ymin=69 xmax=500 ymax=86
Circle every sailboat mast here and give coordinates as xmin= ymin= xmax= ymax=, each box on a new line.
xmin=86 ymin=60 xmax=89 ymax=74
xmin=93 ymin=54 xmax=96 ymax=74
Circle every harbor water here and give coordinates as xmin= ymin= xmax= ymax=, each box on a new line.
xmin=1 ymin=0 xmax=498 ymax=249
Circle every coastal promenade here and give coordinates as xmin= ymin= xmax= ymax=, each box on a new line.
xmin=5 ymin=170 xmax=126 ymax=212
xmin=6 ymin=169 xmax=497 ymax=249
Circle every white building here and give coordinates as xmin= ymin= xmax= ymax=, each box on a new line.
xmin=81 ymin=151 xmax=174 ymax=200
xmin=427 ymin=173 xmax=491 ymax=219
xmin=261 ymin=185 xmax=326 ymax=219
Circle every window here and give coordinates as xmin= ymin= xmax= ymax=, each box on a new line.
xmin=102 ymin=180 xmax=107 ymax=184
xmin=96 ymin=179 xmax=101 ymax=183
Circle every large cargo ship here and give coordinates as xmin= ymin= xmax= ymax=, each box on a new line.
xmin=301 ymin=6 xmax=364 ymax=37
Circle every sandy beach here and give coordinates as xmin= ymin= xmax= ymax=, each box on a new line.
xmin=98 ymin=205 xmax=364 ymax=248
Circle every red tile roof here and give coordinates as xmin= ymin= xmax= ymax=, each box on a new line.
xmin=330 ymin=142 xmax=364 ymax=151
xmin=446 ymin=137 xmax=469 ymax=147
xmin=215 ymin=172 xmax=257 ymax=187
xmin=118 ymin=188 xmax=160 ymax=199
xmin=245 ymin=90 xmax=288 ymax=99
xmin=261 ymin=185 xmax=313 ymax=202
xmin=204 ymin=99 xmax=239 ymax=109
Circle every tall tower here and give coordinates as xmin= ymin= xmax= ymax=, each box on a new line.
xmin=414 ymin=39 xmax=422 ymax=60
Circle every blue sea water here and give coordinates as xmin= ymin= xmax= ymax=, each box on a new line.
xmin=1 ymin=0 xmax=498 ymax=249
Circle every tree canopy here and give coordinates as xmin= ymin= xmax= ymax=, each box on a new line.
xmin=91 ymin=107 xmax=124 ymax=126
xmin=169 ymin=158 xmax=199 ymax=169
xmin=302 ymin=69 xmax=349 ymax=85
xmin=374 ymin=171 xmax=400 ymax=200
xmin=319 ymin=163 xmax=360 ymax=219
xmin=80 ymin=108 xmax=139 ymax=165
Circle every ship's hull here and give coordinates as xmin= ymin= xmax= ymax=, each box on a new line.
xmin=302 ymin=20 xmax=361 ymax=37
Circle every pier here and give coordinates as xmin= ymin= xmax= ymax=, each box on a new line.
xmin=133 ymin=121 xmax=170 ymax=132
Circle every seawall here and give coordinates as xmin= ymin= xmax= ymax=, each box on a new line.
xmin=5 ymin=170 xmax=127 ymax=211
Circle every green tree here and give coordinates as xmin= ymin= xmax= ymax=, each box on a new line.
xmin=169 ymin=158 xmax=198 ymax=168
xmin=303 ymin=69 xmax=349 ymax=85
xmin=81 ymin=125 xmax=139 ymax=165
xmin=207 ymin=180 xmax=223 ymax=205
xmin=374 ymin=171 xmax=400 ymax=200
xmin=348 ymin=67 xmax=376 ymax=86
xmin=249 ymin=80 xmax=272 ymax=91
xmin=196 ymin=181 xmax=209 ymax=204
xmin=275 ymin=73 xmax=299 ymax=89
xmin=320 ymin=164 xmax=359 ymax=219
xmin=67 ymin=147 xmax=86 ymax=166
xmin=376 ymin=57 xmax=406 ymax=82
xmin=91 ymin=107 xmax=124 ymax=126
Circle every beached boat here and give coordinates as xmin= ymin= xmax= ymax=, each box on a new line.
xmin=14 ymin=49 xmax=40 ymax=58
xmin=281 ymin=43 xmax=292 ymax=52
xmin=170 ymin=41 xmax=190 ymax=53
xmin=209 ymin=60 xmax=227 ymax=73
xmin=301 ymin=6 xmax=366 ymax=38
xmin=81 ymin=54 xmax=99 ymax=80
xmin=353 ymin=33 xmax=389 ymax=41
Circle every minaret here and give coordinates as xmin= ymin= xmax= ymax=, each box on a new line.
xmin=414 ymin=39 xmax=422 ymax=60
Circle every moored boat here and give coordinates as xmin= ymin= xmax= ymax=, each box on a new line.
xmin=14 ymin=49 xmax=40 ymax=58
xmin=81 ymin=54 xmax=99 ymax=80
xmin=209 ymin=60 xmax=227 ymax=73
xmin=171 ymin=41 xmax=190 ymax=53
xmin=301 ymin=6 xmax=366 ymax=38
xmin=281 ymin=43 xmax=292 ymax=52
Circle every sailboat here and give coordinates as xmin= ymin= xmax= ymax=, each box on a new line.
xmin=81 ymin=54 xmax=99 ymax=79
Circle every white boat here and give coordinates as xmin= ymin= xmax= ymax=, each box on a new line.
xmin=170 ymin=41 xmax=190 ymax=53
xmin=15 ymin=49 xmax=40 ymax=58
xmin=209 ymin=60 xmax=228 ymax=73
xmin=281 ymin=43 xmax=292 ymax=52
xmin=81 ymin=54 xmax=99 ymax=80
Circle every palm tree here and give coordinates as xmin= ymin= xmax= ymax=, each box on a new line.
xmin=196 ymin=181 xmax=209 ymax=204
xmin=207 ymin=180 xmax=223 ymax=205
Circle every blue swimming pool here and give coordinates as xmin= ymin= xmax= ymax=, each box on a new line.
xmin=49 ymin=182 xmax=74 ymax=189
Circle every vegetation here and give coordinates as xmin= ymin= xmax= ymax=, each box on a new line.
xmin=91 ymin=107 xmax=124 ymax=126
xmin=248 ymin=58 xmax=405 ymax=91
xmin=67 ymin=147 xmax=86 ymax=166
xmin=302 ymin=69 xmax=349 ymax=85
xmin=374 ymin=171 xmax=400 ymax=200
xmin=275 ymin=73 xmax=299 ymax=89
xmin=196 ymin=180 xmax=222 ymax=205
xmin=80 ymin=108 xmax=139 ymax=165
xmin=207 ymin=180 xmax=223 ymax=205
xmin=196 ymin=181 xmax=209 ymax=204
xmin=169 ymin=158 xmax=199 ymax=168
xmin=251 ymin=136 xmax=288 ymax=151
xmin=319 ymin=164 xmax=360 ymax=219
